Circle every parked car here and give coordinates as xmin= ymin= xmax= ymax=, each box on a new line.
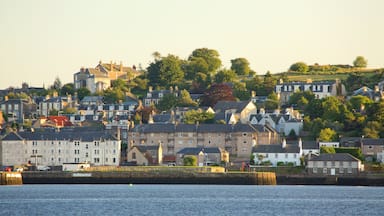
xmin=37 ymin=165 xmax=51 ymax=171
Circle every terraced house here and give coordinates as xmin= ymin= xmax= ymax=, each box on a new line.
xmin=128 ymin=123 xmax=280 ymax=162
xmin=0 ymin=129 xmax=121 ymax=167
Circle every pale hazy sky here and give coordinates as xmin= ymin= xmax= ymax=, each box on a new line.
xmin=0 ymin=0 xmax=383 ymax=89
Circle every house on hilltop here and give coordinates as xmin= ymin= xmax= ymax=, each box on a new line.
xmin=74 ymin=61 xmax=141 ymax=93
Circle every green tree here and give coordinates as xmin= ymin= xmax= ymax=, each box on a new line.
xmin=76 ymin=87 xmax=91 ymax=101
xmin=353 ymin=56 xmax=367 ymax=68
xmin=214 ymin=69 xmax=236 ymax=83
xmin=156 ymin=94 xmax=178 ymax=111
xmin=147 ymin=54 xmax=184 ymax=88
xmin=103 ymin=88 xmax=124 ymax=104
xmin=63 ymin=106 xmax=76 ymax=114
xmin=349 ymin=95 xmax=373 ymax=111
xmin=230 ymin=58 xmax=251 ymax=76
xmin=289 ymin=62 xmax=309 ymax=73
xmin=183 ymin=156 xmax=197 ymax=166
xmin=319 ymin=128 xmax=338 ymax=141
xmin=177 ymin=90 xmax=198 ymax=107
xmin=320 ymin=146 xmax=336 ymax=154
xmin=262 ymin=71 xmax=277 ymax=95
xmin=188 ymin=48 xmax=221 ymax=75
xmin=51 ymin=77 xmax=62 ymax=92
xmin=60 ymin=83 xmax=75 ymax=96
xmin=363 ymin=121 xmax=382 ymax=138
xmin=184 ymin=109 xmax=214 ymax=124
xmin=264 ymin=92 xmax=279 ymax=110
xmin=321 ymin=96 xmax=343 ymax=122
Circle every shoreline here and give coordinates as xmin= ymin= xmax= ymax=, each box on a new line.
xmin=20 ymin=171 xmax=384 ymax=186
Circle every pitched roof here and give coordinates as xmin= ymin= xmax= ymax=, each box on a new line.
xmin=214 ymin=101 xmax=252 ymax=113
xmin=1 ymin=132 xmax=24 ymax=141
xmin=309 ymin=153 xmax=360 ymax=162
xmin=133 ymin=145 xmax=159 ymax=153
xmin=3 ymin=129 xmax=117 ymax=142
xmin=252 ymin=144 xmax=301 ymax=154
xmin=177 ymin=147 xmax=222 ymax=155
xmin=361 ymin=138 xmax=384 ymax=146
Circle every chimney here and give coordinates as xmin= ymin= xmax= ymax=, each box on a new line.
xmin=120 ymin=61 xmax=123 ymax=72
xmin=251 ymin=91 xmax=256 ymax=98
xmin=110 ymin=61 xmax=113 ymax=72
xmin=298 ymin=137 xmax=302 ymax=149
xmin=363 ymin=86 xmax=367 ymax=92
xmin=375 ymin=85 xmax=379 ymax=92
xmin=80 ymin=67 xmax=85 ymax=73
xmin=149 ymin=86 xmax=153 ymax=92
xmin=282 ymin=138 xmax=287 ymax=148
xmin=4 ymin=95 xmax=8 ymax=101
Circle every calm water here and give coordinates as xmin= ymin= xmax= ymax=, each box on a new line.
xmin=0 ymin=184 xmax=383 ymax=216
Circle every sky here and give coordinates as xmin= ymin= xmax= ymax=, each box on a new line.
xmin=0 ymin=0 xmax=383 ymax=89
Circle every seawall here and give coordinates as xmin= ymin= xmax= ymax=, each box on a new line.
xmin=277 ymin=175 xmax=384 ymax=186
xmin=22 ymin=171 xmax=276 ymax=185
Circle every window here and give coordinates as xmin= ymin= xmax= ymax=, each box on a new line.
xmin=86 ymin=144 xmax=88 ymax=149
xmin=132 ymin=152 xmax=136 ymax=159
xmin=339 ymin=168 xmax=344 ymax=174
xmin=285 ymin=154 xmax=288 ymax=159
xmin=85 ymin=152 xmax=88 ymax=157
xmin=323 ymin=168 xmax=327 ymax=174
xmin=113 ymin=158 xmax=116 ymax=163
xmin=275 ymin=153 xmax=278 ymax=158
xmin=348 ymin=167 xmax=352 ymax=173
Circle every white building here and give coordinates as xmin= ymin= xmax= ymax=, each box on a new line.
xmin=275 ymin=79 xmax=346 ymax=105
xmin=252 ymin=139 xmax=302 ymax=166
xmin=0 ymin=129 xmax=121 ymax=167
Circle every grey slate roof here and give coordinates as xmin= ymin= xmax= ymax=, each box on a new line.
xmin=214 ymin=101 xmax=251 ymax=113
xmin=131 ymin=123 xmax=263 ymax=134
xmin=309 ymin=153 xmax=359 ymax=162
xmin=1 ymin=132 xmax=24 ymax=141
xmin=177 ymin=147 xmax=222 ymax=155
xmin=361 ymin=138 xmax=384 ymax=146
xmin=133 ymin=145 xmax=159 ymax=153
xmin=302 ymin=141 xmax=318 ymax=150
xmin=1 ymin=129 xmax=117 ymax=142
xmin=252 ymin=144 xmax=301 ymax=154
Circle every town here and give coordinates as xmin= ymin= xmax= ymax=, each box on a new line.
xmin=1 ymin=52 xmax=384 ymax=185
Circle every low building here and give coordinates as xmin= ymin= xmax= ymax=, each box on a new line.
xmin=176 ymin=147 xmax=229 ymax=166
xmin=126 ymin=144 xmax=162 ymax=166
xmin=307 ymin=153 xmax=363 ymax=175
xmin=361 ymin=138 xmax=384 ymax=162
xmin=251 ymin=139 xmax=302 ymax=166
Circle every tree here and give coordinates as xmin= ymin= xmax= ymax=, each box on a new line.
xmin=156 ymin=94 xmax=178 ymax=111
xmin=103 ymin=88 xmax=124 ymax=104
xmin=264 ymin=92 xmax=279 ymax=110
xmin=60 ymin=83 xmax=75 ymax=96
xmin=177 ymin=90 xmax=198 ymax=107
xmin=76 ymin=87 xmax=91 ymax=101
xmin=184 ymin=109 xmax=214 ymax=124
xmin=321 ymin=96 xmax=343 ymax=122
xmin=320 ymin=146 xmax=336 ymax=154
xmin=51 ymin=77 xmax=62 ymax=91
xmin=262 ymin=71 xmax=277 ymax=95
xmin=200 ymin=83 xmax=236 ymax=107
xmin=185 ymin=48 xmax=221 ymax=82
xmin=147 ymin=54 xmax=184 ymax=88
xmin=319 ymin=128 xmax=338 ymax=141
xmin=289 ymin=62 xmax=309 ymax=73
xmin=230 ymin=58 xmax=251 ymax=76
xmin=349 ymin=95 xmax=373 ymax=112
xmin=363 ymin=121 xmax=382 ymax=138
xmin=214 ymin=69 xmax=236 ymax=83
xmin=353 ymin=56 xmax=367 ymax=68
xmin=183 ymin=156 xmax=197 ymax=166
